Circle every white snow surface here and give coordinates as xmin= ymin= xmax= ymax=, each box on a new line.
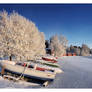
xmin=0 ymin=76 xmax=40 ymax=88
xmin=0 ymin=56 xmax=92 ymax=88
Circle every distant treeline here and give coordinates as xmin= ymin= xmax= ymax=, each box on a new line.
xmin=67 ymin=44 xmax=92 ymax=56
xmin=46 ymin=40 xmax=92 ymax=56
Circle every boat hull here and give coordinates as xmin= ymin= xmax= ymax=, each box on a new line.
xmin=4 ymin=69 xmax=54 ymax=81
xmin=42 ymin=57 xmax=57 ymax=63
xmin=35 ymin=59 xmax=59 ymax=67
xmin=0 ymin=60 xmax=55 ymax=81
xmin=29 ymin=62 xmax=62 ymax=73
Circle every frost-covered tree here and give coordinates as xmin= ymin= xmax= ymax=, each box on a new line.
xmin=0 ymin=11 xmax=45 ymax=61
xmin=69 ymin=45 xmax=81 ymax=56
xmin=50 ymin=34 xmax=68 ymax=57
xmin=70 ymin=45 xmax=75 ymax=53
xmin=80 ymin=44 xmax=90 ymax=56
xmin=74 ymin=47 xmax=81 ymax=56
xmin=59 ymin=35 xmax=68 ymax=48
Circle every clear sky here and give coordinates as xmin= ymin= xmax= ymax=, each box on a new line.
xmin=0 ymin=4 xmax=92 ymax=48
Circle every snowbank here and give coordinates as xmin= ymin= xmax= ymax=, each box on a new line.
xmin=0 ymin=56 xmax=92 ymax=88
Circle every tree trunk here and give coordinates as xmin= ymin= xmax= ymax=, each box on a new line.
xmin=9 ymin=55 xmax=12 ymax=61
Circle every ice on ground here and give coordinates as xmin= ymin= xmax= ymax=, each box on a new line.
xmin=0 ymin=56 xmax=92 ymax=88
xmin=47 ymin=56 xmax=92 ymax=88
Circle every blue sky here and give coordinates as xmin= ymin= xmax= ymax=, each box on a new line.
xmin=0 ymin=4 xmax=92 ymax=48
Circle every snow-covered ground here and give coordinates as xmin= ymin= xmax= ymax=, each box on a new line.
xmin=47 ymin=56 xmax=92 ymax=88
xmin=0 ymin=56 xmax=92 ymax=88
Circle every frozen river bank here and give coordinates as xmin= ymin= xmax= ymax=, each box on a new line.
xmin=47 ymin=56 xmax=92 ymax=88
xmin=0 ymin=56 xmax=92 ymax=88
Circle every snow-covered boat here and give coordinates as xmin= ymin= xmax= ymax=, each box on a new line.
xmin=42 ymin=56 xmax=58 ymax=63
xmin=30 ymin=59 xmax=59 ymax=68
xmin=22 ymin=61 xmax=62 ymax=73
xmin=0 ymin=60 xmax=55 ymax=81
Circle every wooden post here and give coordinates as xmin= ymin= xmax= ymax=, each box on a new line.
xmin=9 ymin=55 xmax=12 ymax=61
xmin=43 ymin=81 xmax=49 ymax=87
xmin=1 ymin=66 xmax=5 ymax=76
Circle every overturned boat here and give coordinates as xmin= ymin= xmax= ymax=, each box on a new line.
xmin=0 ymin=60 xmax=56 ymax=81
xmin=42 ymin=56 xmax=58 ymax=63
xmin=30 ymin=59 xmax=59 ymax=68
xmin=22 ymin=61 xmax=62 ymax=73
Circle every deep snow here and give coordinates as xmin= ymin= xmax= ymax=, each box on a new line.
xmin=0 ymin=56 xmax=92 ymax=88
